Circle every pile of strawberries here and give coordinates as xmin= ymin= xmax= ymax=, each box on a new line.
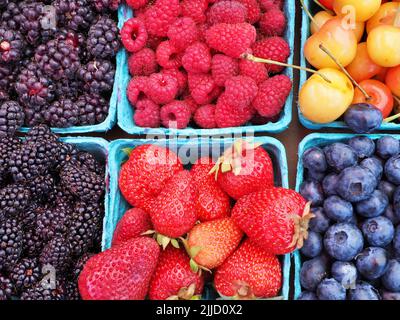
xmin=121 ymin=0 xmax=292 ymax=129
xmin=77 ymin=141 xmax=312 ymax=300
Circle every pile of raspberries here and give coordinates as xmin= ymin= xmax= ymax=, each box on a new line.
xmin=123 ymin=0 xmax=292 ymax=129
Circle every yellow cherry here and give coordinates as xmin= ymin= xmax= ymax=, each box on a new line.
xmin=354 ymin=21 xmax=365 ymax=42
xmin=299 ymin=68 xmax=354 ymax=123
xmin=333 ymin=0 xmax=382 ymax=22
xmin=367 ymin=2 xmax=400 ymax=33
xmin=367 ymin=25 xmax=400 ymax=67
xmin=311 ymin=11 xmax=335 ymax=34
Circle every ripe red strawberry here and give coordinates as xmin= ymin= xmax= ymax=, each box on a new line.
xmin=214 ymin=239 xmax=282 ymax=299
xmin=184 ymin=218 xmax=243 ymax=271
xmin=191 ymin=157 xmax=230 ymax=222
xmin=112 ymin=208 xmax=152 ymax=247
xmin=231 ymin=187 xmax=313 ymax=255
xmin=78 ymin=237 xmax=160 ymax=300
xmin=148 ymin=247 xmax=204 ymax=300
xmin=119 ymin=145 xmax=183 ymax=212
xmin=210 ymin=140 xmax=274 ymax=199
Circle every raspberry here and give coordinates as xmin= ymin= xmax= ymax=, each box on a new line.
xmin=126 ymin=0 xmax=148 ymax=9
xmin=168 ymin=17 xmax=200 ymax=52
xmin=183 ymin=95 xmax=200 ymax=114
xmin=239 ymin=59 xmax=268 ymax=84
xmin=181 ymin=0 xmax=208 ymax=23
xmin=188 ymin=73 xmax=221 ymax=105
xmin=259 ymin=0 xmax=283 ymax=11
xmin=128 ymin=48 xmax=158 ymax=76
xmin=145 ymin=73 xmax=178 ymax=104
xmin=235 ymin=0 xmax=261 ymax=24
xmin=144 ymin=0 xmax=181 ymax=37
xmin=160 ymin=101 xmax=191 ymax=129
xmin=121 ymin=18 xmax=148 ymax=53
xmin=211 ymin=54 xmax=239 ymax=87
xmin=127 ymin=76 xmax=148 ymax=105
xmin=156 ymin=41 xmax=184 ymax=69
xmin=205 ymin=23 xmax=256 ymax=58
xmin=223 ymin=76 xmax=258 ymax=108
xmin=161 ymin=68 xmax=188 ymax=95
xmin=194 ymin=104 xmax=217 ymax=128
xmin=259 ymin=8 xmax=286 ymax=37
xmin=215 ymin=94 xmax=254 ymax=127
xmin=182 ymin=42 xmax=211 ymax=74
xmin=207 ymin=1 xmax=248 ymax=25
xmin=252 ymin=37 xmax=290 ymax=73
xmin=134 ymin=98 xmax=160 ymax=128
xmin=252 ymin=74 xmax=291 ymax=118
xmin=147 ymin=35 xmax=164 ymax=51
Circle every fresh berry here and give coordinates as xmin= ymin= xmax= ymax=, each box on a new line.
xmin=377 ymin=137 xmax=400 ymax=159
xmin=189 ymin=73 xmax=220 ymax=105
xmin=259 ymin=0 xmax=283 ymax=11
xmin=126 ymin=0 xmax=148 ymax=9
xmin=161 ymin=68 xmax=188 ymax=95
xmin=361 ymin=157 xmax=383 ymax=179
xmin=54 ymin=0 xmax=96 ymax=31
xmin=40 ymin=235 xmax=72 ymax=273
xmin=181 ymin=0 xmax=208 ymax=24
xmin=211 ymin=54 xmax=239 ymax=87
xmin=0 ymin=275 xmax=14 ymax=300
xmin=145 ymin=73 xmax=178 ymax=105
xmin=356 ymin=247 xmax=389 ymax=280
xmin=297 ymin=291 xmax=318 ymax=300
xmin=87 ymin=16 xmax=120 ymax=59
xmin=382 ymin=259 xmax=400 ymax=293
xmin=78 ymin=60 xmax=115 ymax=94
xmin=0 ymin=218 xmax=23 ymax=271
xmin=0 ymin=100 xmax=24 ymax=138
xmin=21 ymin=281 xmax=66 ymax=300
xmin=127 ymin=76 xmax=148 ymax=105
xmin=348 ymin=282 xmax=380 ymax=300
xmin=156 ymin=41 xmax=184 ymax=69
xmin=238 ymin=59 xmax=268 ymax=84
xmin=168 ymin=17 xmax=199 ymax=52
xmin=331 ymin=261 xmax=358 ymax=289
xmin=300 ymin=256 xmax=329 ymax=291
xmin=348 ymin=136 xmax=375 ymax=159
xmin=385 ymin=155 xmax=400 ymax=185
xmin=259 ymin=8 xmax=286 ymax=37
xmin=323 ymin=195 xmax=354 ymax=222
xmin=194 ymin=104 xmax=217 ymax=129
xmin=252 ymin=37 xmax=290 ymax=73
xmin=309 ymin=207 xmax=331 ymax=233
xmin=0 ymin=184 xmax=31 ymax=216
xmin=207 ymin=1 xmax=248 ymax=25
xmin=300 ymin=231 xmax=323 ymax=258
xmin=356 ymin=190 xmax=388 ymax=218
xmin=0 ymin=136 xmax=21 ymax=186
xmin=128 ymin=48 xmax=158 ymax=76
xmin=215 ymin=95 xmax=254 ymax=127
xmin=160 ymin=100 xmax=191 ymax=129
xmin=223 ymin=76 xmax=257 ymax=108
xmin=43 ymin=99 xmax=79 ymax=128
xmin=182 ymin=42 xmax=211 ymax=74
xmin=0 ymin=26 xmax=25 ymax=63
xmin=302 ymin=147 xmax=327 ymax=173
xmin=236 ymin=0 xmax=261 ymax=24
xmin=91 ymin=0 xmax=120 ymax=11
xmin=344 ymin=104 xmax=383 ymax=134
xmin=362 ymin=216 xmax=394 ymax=247
xmin=144 ymin=0 xmax=181 ymax=37
xmin=317 ymin=278 xmax=346 ymax=300
xmin=325 ymin=143 xmax=359 ymax=172
xmin=121 ymin=18 xmax=148 ymax=53
xmin=77 ymin=93 xmax=109 ymax=126
xmin=134 ymin=98 xmax=161 ymax=128
xmin=299 ymin=180 xmax=324 ymax=206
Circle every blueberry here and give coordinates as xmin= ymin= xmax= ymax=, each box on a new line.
xmin=361 ymin=216 xmax=394 ymax=247
xmin=300 ymin=256 xmax=329 ymax=291
xmin=348 ymin=136 xmax=375 ymax=159
xmin=324 ymin=143 xmax=357 ymax=172
xmin=381 ymin=291 xmax=400 ymax=300
xmin=356 ymin=190 xmax=388 ymax=218
xmin=297 ymin=291 xmax=318 ymax=300
xmin=309 ymin=207 xmax=331 ymax=233
xmin=356 ymin=247 xmax=389 ymax=280
xmin=302 ymin=147 xmax=327 ymax=173
xmin=336 ymin=166 xmax=378 ymax=202
xmin=382 ymin=260 xmax=400 ymax=292
xmin=348 ymin=281 xmax=380 ymax=300
xmin=316 ymin=278 xmax=346 ymax=300
xmin=384 ymin=155 xmax=400 ymax=185
xmin=360 ymin=157 xmax=383 ymax=180
xmin=383 ymin=205 xmax=400 ymax=225
xmin=393 ymin=226 xmax=400 ymax=256
xmin=300 ymin=231 xmax=323 ymax=258
xmin=322 ymin=173 xmax=338 ymax=197
xmin=324 ymin=223 xmax=364 ymax=261
xmin=323 ymin=196 xmax=354 ymax=222
xmin=306 ymin=170 xmax=325 ymax=182
xmin=332 ymin=261 xmax=358 ymax=289
xmin=344 ymin=103 xmax=383 ymax=134
xmin=376 ymin=136 xmax=400 ymax=159
xmin=378 ymin=180 xmax=396 ymax=200
xmin=299 ymin=180 xmax=324 ymax=206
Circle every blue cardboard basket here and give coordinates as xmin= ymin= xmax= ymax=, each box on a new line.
xmin=299 ymin=0 xmax=400 ymax=131
xmin=117 ymin=2 xmax=295 ymax=136
xmin=106 ymin=137 xmax=292 ymax=300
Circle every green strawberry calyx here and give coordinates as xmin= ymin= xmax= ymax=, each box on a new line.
xmin=180 ymin=237 xmax=212 ymax=274
xmin=287 ymin=201 xmax=315 ymax=250
xmin=166 ymin=283 xmax=201 ymax=300
xmin=141 ymin=230 xmax=180 ymax=250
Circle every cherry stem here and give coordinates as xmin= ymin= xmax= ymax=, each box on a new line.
xmin=243 ymin=53 xmax=332 ymax=83
xmin=384 ymin=112 xmax=400 ymax=123
xmin=394 ymin=4 xmax=400 ymax=28
xmin=300 ymin=0 xmax=319 ymax=28
xmin=313 ymin=0 xmax=334 ymax=15
xmin=393 ymin=95 xmax=400 ymax=106
xmin=319 ymin=44 xmax=371 ymax=100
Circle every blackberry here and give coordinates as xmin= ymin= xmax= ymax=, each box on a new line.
xmin=43 ymin=98 xmax=79 ymax=128
xmin=0 ymin=275 xmax=14 ymax=300
xmin=23 ymin=229 xmax=44 ymax=258
xmin=64 ymin=280 xmax=80 ymax=300
xmin=78 ymin=59 xmax=115 ymax=94
xmin=40 ymin=235 xmax=72 ymax=273
xmin=1 ymin=2 xmax=23 ymax=31
xmin=26 ymin=124 xmax=59 ymax=143
xmin=54 ymin=78 xmax=83 ymax=100
xmin=0 ymin=100 xmax=24 ymax=138
xmin=56 ymin=28 xmax=89 ymax=62
xmin=76 ymin=93 xmax=109 ymax=126
xmin=71 ymin=252 xmax=94 ymax=280
xmin=0 ymin=218 xmax=23 ymax=271
xmin=87 ymin=16 xmax=120 ymax=59
xmin=18 ymin=202 xmax=39 ymax=229
xmin=0 ymin=184 xmax=31 ymax=217
xmin=55 ymin=142 xmax=79 ymax=170
xmin=27 ymin=174 xmax=55 ymax=202
xmin=0 ymin=63 xmax=14 ymax=101
xmin=0 ymin=136 xmax=21 ymax=186
xmin=0 ymin=0 xmax=8 ymax=10
xmin=9 ymin=258 xmax=41 ymax=292
xmin=21 ymin=280 xmax=66 ymax=300
xmin=91 ymin=0 xmax=120 ymax=12
xmin=76 ymin=151 xmax=105 ymax=175
xmin=54 ymin=0 xmax=96 ymax=31
xmin=23 ymin=104 xmax=45 ymax=127
xmin=0 ymin=26 xmax=25 ymax=63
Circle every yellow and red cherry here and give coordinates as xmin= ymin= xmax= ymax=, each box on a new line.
xmin=318 ymin=0 xmax=334 ymax=10
xmin=333 ymin=0 xmax=382 ymax=22
xmin=367 ymin=2 xmax=400 ymax=33
xmin=385 ymin=65 xmax=400 ymax=97
xmin=367 ymin=25 xmax=400 ymax=67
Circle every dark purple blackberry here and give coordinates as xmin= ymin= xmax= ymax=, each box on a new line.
xmin=71 ymin=252 xmax=94 ymax=280
xmin=0 ymin=136 xmax=21 ymax=186
xmin=18 ymin=202 xmax=39 ymax=229
xmin=55 ymin=28 xmax=89 ymax=62
xmin=78 ymin=59 xmax=115 ymax=94
xmin=23 ymin=229 xmax=44 ymax=258
xmin=55 ymin=142 xmax=79 ymax=170
xmin=87 ymin=16 xmax=120 ymax=59
xmin=40 ymin=235 xmax=72 ymax=273
xmin=9 ymin=258 xmax=41 ymax=292
xmin=54 ymin=0 xmax=96 ymax=31
xmin=0 ymin=0 xmax=8 ymax=9
xmin=0 ymin=217 xmax=23 ymax=271
xmin=20 ymin=280 xmax=66 ymax=300
xmin=0 ymin=100 xmax=24 ymax=138
xmin=0 ymin=63 xmax=14 ymax=101
xmin=77 ymin=93 xmax=109 ymax=126
xmin=23 ymin=105 xmax=45 ymax=127
xmin=76 ymin=151 xmax=105 ymax=175
xmin=43 ymin=98 xmax=80 ymax=128
xmin=91 ymin=0 xmax=120 ymax=12
xmin=26 ymin=124 xmax=59 ymax=143
xmin=0 ymin=26 xmax=25 ymax=63
xmin=54 ymin=78 xmax=83 ymax=100
xmin=0 ymin=184 xmax=31 ymax=217
xmin=0 ymin=275 xmax=14 ymax=300
xmin=64 ymin=281 xmax=80 ymax=300
xmin=27 ymin=174 xmax=55 ymax=202
xmin=1 ymin=2 xmax=24 ymax=31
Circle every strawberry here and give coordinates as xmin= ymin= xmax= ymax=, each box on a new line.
xmin=191 ymin=157 xmax=231 ymax=222
xmin=148 ymin=247 xmax=204 ymax=300
xmin=112 ymin=208 xmax=152 ymax=247
xmin=214 ymin=239 xmax=282 ymax=299
xmin=119 ymin=144 xmax=183 ymax=212
xmin=231 ymin=187 xmax=313 ymax=255
xmin=183 ymin=218 xmax=243 ymax=271
xmin=78 ymin=237 xmax=160 ymax=300
xmin=210 ymin=140 xmax=274 ymax=200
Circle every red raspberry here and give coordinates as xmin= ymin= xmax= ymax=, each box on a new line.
xmin=134 ymin=98 xmax=161 ymax=128
xmin=252 ymin=74 xmax=291 ymax=117
xmin=194 ymin=104 xmax=217 ymax=128
xmin=235 ymin=0 xmax=261 ymax=23
xmin=145 ymin=73 xmax=179 ymax=104
xmin=160 ymin=101 xmax=191 ymax=129
xmin=167 ymin=17 xmax=200 ymax=52
xmin=198 ymin=23 xmax=209 ymax=42
xmin=252 ymin=36 xmax=290 ymax=73
xmin=183 ymin=95 xmax=200 ymax=114
xmin=121 ymin=18 xmax=148 ymax=53
xmin=144 ymin=0 xmax=181 ymax=37
xmin=156 ymin=41 xmax=184 ymax=69
xmin=126 ymin=0 xmax=148 ymax=9
xmin=188 ymin=73 xmax=221 ymax=105
xmin=127 ymin=76 xmax=148 ymax=105
xmin=211 ymin=54 xmax=239 ymax=87
xmin=205 ymin=23 xmax=256 ymax=58
xmin=259 ymin=8 xmax=286 ymax=37
xmin=215 ymin=94 xmax=254 ymax=127
xmin=161 ymin=68 xmax=188 ymax=95
xmin=207 ymin=1 xmax=248 ymax=25
xmin=128 ymin=48 xmax=158 ymax=76
xmin=182 ymin=42 xmax=211 ymax=74
xmin=259 ymin=0 xmax=283 ymax=11
xmin=147 ymin=35 xmax=164 ymax=51
xmin=181 ymin=0 xmax=209 ymax=23
xmin=239 ymin=59 xmax=268 ymax=84
xmin=223 ymin=75 xmax=258 ymax=108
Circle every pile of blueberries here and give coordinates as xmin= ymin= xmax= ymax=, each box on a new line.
xmin=298 ymin=136 xmax=400 ymax=300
